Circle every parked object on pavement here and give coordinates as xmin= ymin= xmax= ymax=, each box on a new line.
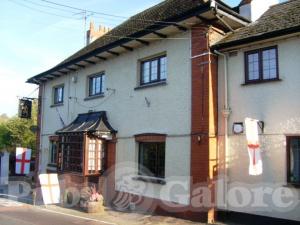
xmin=80 ymin=184 xmax=104 ymax=213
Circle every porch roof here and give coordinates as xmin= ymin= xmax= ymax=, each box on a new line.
xmin=56 ymin=111 xmax=117 ymax=134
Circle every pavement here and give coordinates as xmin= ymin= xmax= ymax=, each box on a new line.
xmin=0 ymin=198 xmax=114 ymax=225
xmin=0 ymin=197 xmax=214 ymax=225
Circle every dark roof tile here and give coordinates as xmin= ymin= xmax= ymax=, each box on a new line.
xmin=214 ymin=0 xmax=300 ymax=49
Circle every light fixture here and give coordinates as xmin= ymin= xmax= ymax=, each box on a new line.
xmin=233 ymin=122 xmax=244 ymax=134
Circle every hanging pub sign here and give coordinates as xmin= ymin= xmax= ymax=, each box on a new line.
xmin=18 ymin=99 xmax=32 ymax=119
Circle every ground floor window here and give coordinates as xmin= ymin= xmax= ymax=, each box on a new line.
xmin=59 ymin=134 xmax=84 ymax=173
xmin=58 ymin=133 xmax=107 ymax=176
xmin=287 ymin=136 xmax=300 ymax=185
xmin=49 ymin=140 xmax=58 ymax=165
xmin=138 ymin=142 xmax=165 ymax=178
xmin=87 ymin=137 xmax=106 ymax=175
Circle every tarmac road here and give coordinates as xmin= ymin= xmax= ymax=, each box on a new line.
xmin=0 ymin=198 xmax=115 ymax=225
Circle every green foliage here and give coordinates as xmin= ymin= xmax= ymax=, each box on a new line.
xmin=0 ymin=114 xmax=9 ymax=124
xmin=0 ymin=100 xmax=38 ymax=155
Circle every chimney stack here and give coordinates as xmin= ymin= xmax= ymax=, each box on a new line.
xmin=86 ymin=21 xmax=110 ymax=45
xmin=239 ymin=0 xmax=280 ymax=21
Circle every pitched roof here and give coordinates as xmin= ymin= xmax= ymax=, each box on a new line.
xmin=213 ymin=0 xmax=300 ymax=49
xmin=58 ymin=0 xmax=209 ymax=65
xmin=56 ymin=111 xmax=117 ymax=134
xmin=27 ymin=0 xmax=248 ymax=84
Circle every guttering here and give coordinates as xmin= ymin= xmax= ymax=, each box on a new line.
xmin=214 ymin=50 xmax=231 ymax=210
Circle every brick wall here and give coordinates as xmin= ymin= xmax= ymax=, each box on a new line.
xmin=190 ymin=24 xmax=219 ymax=222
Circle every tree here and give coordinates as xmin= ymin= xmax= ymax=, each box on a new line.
xmin=0 ymin=114 xmax=9 ymax=124
xmin=0 ymin=100 xmax=37 ymax=155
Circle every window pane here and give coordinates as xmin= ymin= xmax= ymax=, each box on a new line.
xmin=160 ymin=57 xmax=167 ymax=80
xmin=142 ymin=62 xmax=150 ymax=84
xmin=61 ymin=134 xmax=83 ymax=173
xmin=88 ymin=139 xmax=96 ymax=172
xmin=139 ymin=142 xmax=165 ymax=178
xmin=262 ymin=49 xmax=277 ymax=80
xmin=49 ymin=141 xmax=57 ymax=164
xmin=150 ymin=60 xmax=158 ymax=81
xmin=54 ymin=86 xmax=63 ymax=104
xmin=96 ymin=77 xmax=101 ymax=94
xmin=89 ymin=75 xmax=104 ymax=96
xmin=247 ymin=53 xmax=259 ymax=80
xmin=290 ymin=138 xmax=300 ymax=183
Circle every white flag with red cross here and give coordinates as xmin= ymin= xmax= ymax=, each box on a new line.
xmin=245 ymin=118 xmax=263 ymax=176
xmin=39 ymin=173 xmax=61 ymax=205
xmin=15 ymin=147 xmax=31 ymax=175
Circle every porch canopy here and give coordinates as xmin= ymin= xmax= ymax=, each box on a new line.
xmin=56 ymin=111 xmax=117 ymax=139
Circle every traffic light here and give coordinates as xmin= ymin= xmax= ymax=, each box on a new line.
xmin=18 ymin=99 xmax=32 ymax=119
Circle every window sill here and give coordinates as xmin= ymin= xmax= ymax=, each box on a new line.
xmin=84 ymin=94 xmax=105 ymax=101
xmin=47 ymin=163 xmax=57 ymax=168
xmin=50 ymin=103 xmax=64 ymax=108
xmin=242 ymin=78 xmax=282 ymax=86
xmin=134 ymin=81 xmax=167 ymax=90
xmin=283 ymin=183 xmax=300 ymax=188
xmin=132 ymin=176 xmax=166 ymax=185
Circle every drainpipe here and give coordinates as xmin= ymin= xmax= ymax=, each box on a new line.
xmin=214 ymin=50 xmax=231 ymax=210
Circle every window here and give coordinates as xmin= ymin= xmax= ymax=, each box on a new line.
xmin=245 ymin=46 xmax=279 ymax=83
xmin=59 ymin=134 xmax=84 ymax=173
xmin=140 ymin=55 xmax=167 ymax=85
xmin=87 ymin=137 xmax=105 ymax=175
xmin=89 ymin=73 xmax=105 ymax=96
xmin=49 ymin=140 xmax=58 ymax=165
xmin=53 ymin=85 xmax=64 ymax=104
xmin=58 ymin=133 xmax=106 ymax=176
xmin=138 ymin=142 xmax=165 ymax=178
xmin=287 ymin=137 xmax=300 ymax=185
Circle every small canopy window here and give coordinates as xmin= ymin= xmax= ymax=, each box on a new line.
xmin=56 ymin=111 xmax=116 ymax=176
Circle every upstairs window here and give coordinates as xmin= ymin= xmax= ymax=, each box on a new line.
xmin=140 ymin=55 xmax=167 ymax=85
xmin=89 ymin=73 xmax=105 ymax=96
xmin=245 ymin=46 xmax=279 ymax=83
xmin=287 ymin=136 xmax=300 ymax=185
xmin=53 ymin=85 xmax=64 ymax=105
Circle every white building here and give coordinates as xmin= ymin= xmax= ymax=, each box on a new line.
xmin=214 ymin=0 xmax=300 ymax=223
xmin=27 ymin=0 xmax=300 ymax=223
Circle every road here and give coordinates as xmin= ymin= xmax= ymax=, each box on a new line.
xmin=0 ymin=198 xmax=115 ymax=225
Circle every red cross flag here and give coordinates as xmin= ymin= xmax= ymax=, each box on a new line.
xmin=15 ymin=147 xmax=31 ymax=175
xmin=39 ymin=173 xmax=61 ymax=205
xmin=245 ymin=118 xmax=263 ymax=176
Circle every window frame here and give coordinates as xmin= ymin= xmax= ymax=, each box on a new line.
xmin=53 ymin=85 xmax=64 ymax=105
xmin=286 ymin=136 xmax=300 ymax=187
xmin=138 ymin=142 xmax=166 ymax=179
xmin=49 ymin=140 xmax=58 ymax=165
xmin=244 ymin=46 xmax=279 ymax=84
xmin=84 ymin=136 xmax=106 ymax=176
xmin=88 ymin=73 xmax=105 ymax=97
xmin=140 ymin=55 xmax=167 ymax=86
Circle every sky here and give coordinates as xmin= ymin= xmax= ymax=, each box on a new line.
xmin=0 ymin=0 xmax=240 ymax=117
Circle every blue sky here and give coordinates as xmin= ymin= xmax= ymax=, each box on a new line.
xmin=0 ymin=0 xmax=240 ymax=116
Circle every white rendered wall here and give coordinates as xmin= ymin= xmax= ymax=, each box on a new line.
xmin=218 ymin=36 xmax=300 ymax=221
xmin=39 ymin=31 xmax=192 ymax=204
